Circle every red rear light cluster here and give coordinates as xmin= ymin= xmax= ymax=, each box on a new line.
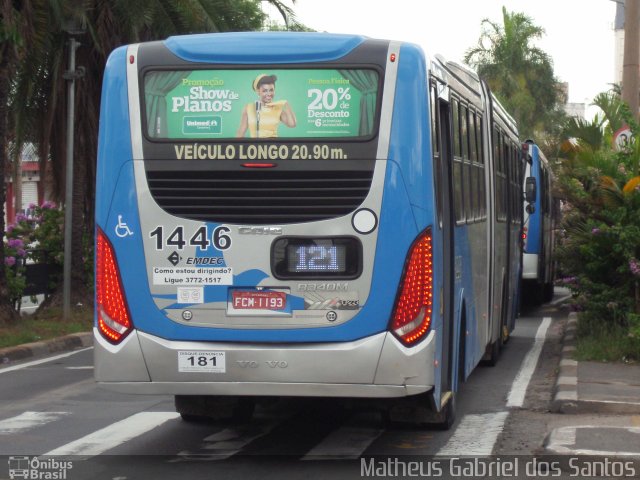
xmin=390 ymin=229 xmax=434 ymax=346
xmin=96 ymin=228 xmax=132 ymax=343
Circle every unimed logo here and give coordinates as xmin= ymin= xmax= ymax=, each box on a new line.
xmin=8 ymin=456 xmax=72 ymax=479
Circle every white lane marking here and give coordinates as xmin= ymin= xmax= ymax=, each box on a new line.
xmin=175 ymin=421 xmax=280 ymax=461
xmin=65 ymin=366 xmax=94 ymax=370
xmin=546 ymin=426 xmax=640 ymax=456
xmin=436 ymin=412 xmax=509 ymax=456
xmin=302 ymin=426 xmax=384 ymax=460
xmin=550 ymin=294 xmax=571 ymax=306
xmin=0 ymin=348 xmax=93 ymax=375
xmin=44 ymin=412 xmax=179 ymax=457
xmin=507 ymin=317 xmax=552 ymax=408
xmin=0 ymin=412 xmax=70 ymax=434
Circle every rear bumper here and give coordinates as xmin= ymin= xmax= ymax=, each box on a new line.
xmin=94 ymin=327 xmax=436 ymax=398
xmin=522 ymin=253 xmax=539 ymax=280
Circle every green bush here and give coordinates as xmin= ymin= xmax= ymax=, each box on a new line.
xmin=3 ymin=202 xmax=64 ymax=305
xmin=556 ymin=94 xmax=640 ymax=359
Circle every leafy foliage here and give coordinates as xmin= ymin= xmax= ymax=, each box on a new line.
xmin=3 ymin=0 xmax=298 ymax=314
xmin=556 ymin=91 xmax=640 ymax=357
xmin=464 ymin=7 xmax=566 ymax=140
xmin=3 ymin=202 xmax=64 ymax=308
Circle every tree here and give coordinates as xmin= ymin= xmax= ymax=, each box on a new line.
xmin=0 ymin=0 xmax=34 ymax=324
xmin=622 ymin=0 xmax=640 ymax=119
xmin=464 ymin=6 xmax=565 ymax=140
xmin=7 ymin=0 xmax=296 ymax=311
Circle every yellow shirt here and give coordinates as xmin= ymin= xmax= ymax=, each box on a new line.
xmin=246 ymin=100 xmax=286 ymax=138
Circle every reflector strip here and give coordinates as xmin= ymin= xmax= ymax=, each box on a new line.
xmin=241 ymin=163 xmax=276 ymax=168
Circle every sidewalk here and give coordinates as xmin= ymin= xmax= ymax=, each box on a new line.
xmin=546 ymin=312 xmax=640 ymax=457
xmin=0 ymin=332 xmax=93 ymax=365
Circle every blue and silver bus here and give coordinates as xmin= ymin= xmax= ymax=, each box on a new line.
xmin=521 ymin=141 xmax=556 ymax=304
xmin=94 ymin=32 xmax=524 ymax=428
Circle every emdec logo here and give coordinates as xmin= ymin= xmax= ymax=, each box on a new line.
xmin=167 ymin=251 xmax=181 ymax=266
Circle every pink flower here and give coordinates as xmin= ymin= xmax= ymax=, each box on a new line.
xmin=630 ymin=258 xmax=640 ymax=276
xmin=4 ymin=256 xmax=16 ymax=267
xmin=8 ymin=239 xmax=23 ymax=248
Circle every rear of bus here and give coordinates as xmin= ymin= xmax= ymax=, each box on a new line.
xmin=521 ymin=141 xmax=554 ymax=303
xmin=94 ymin=33 xmax=443 ymax=421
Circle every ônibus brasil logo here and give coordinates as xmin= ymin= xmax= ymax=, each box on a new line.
xmin=8 ymin=456 xmax=72 ymax=479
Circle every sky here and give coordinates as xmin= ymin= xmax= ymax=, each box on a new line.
xmin=282 ymin=0 xmax=618 ymax=108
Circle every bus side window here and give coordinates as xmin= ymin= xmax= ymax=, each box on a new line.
xmin=503 ymin=139 xmax=511 ymax=223
xmin=431 ymin=88 xmax=440 ymax=156
xmin=470 ymin=111 xmax=483 ymax=221
xmin=493 ymin=128 xmax=503 ymax=222
xmin=430 ymin=82 xmax=443 ymax=227
xmin=461 ymin=104 xmax=469 ymax=160
xmin=504 ymin=141 xmax=511 ymax=222
xmin=461 ymin=104 xmax=473 ymax=224
xmin=452 ymin=97 xmax=465 ymax=224
xmin=452 ymin=97 xmax=461 ymax=158
xmin=509 ymin=142 xmax=516 ymax=224
xmin=477 ymin=115 xmax=486 ymax=219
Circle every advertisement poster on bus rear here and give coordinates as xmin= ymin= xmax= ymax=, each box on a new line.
xmin=143 ymin=69 xmax=378 ymax=140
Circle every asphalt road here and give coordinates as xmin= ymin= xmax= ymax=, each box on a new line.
xmin=0 ymin=296 xmax=570 ymax=480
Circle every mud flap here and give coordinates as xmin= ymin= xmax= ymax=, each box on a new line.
xmin=386 ymin=390 xmax=456 ymax=430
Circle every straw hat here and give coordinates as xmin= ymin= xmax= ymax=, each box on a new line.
xmin=253 ymin=74 xmax=277 ymax=91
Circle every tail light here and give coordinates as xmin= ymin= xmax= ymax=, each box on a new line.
xmin=522 ymin=226 xmax=528 ymax=248
xmin=96 ymin=228 xmax=132 ymax=343
xmin=390 ymin=228 xmax=434 ymax=346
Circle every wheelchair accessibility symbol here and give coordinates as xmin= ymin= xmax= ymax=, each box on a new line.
xmin=115 ymin=215 xmax=134 ymax=238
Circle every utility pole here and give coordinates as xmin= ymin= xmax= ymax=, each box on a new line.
xmin=62 ymin=33 xmax=84 ymax=320
xmin=623 ymin=0 xmax=640 ymax=120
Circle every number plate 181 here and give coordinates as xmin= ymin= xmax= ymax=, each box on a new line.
xmin=178 ymin=351 xmax=226 ymax=373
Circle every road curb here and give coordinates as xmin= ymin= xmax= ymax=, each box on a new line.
xmin=551 ymin=313 xmax=640 ymax=415
xmin=0 ymin=332 xmax=93 ymax=365
xmin=551 ymin=312 xmax=579 ymax=413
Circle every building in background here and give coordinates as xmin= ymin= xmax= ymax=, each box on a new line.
xmin=565 ymin=102 xmax=587 ymax=119
xmin=4 ymin=143 xmax=49 ymax=225
xmin=613 ymin=0 xmax=625 ymax=86
xmin=559 ymin=82 xmax=587 ymax=120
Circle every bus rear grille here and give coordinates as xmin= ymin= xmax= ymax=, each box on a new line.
xmin=145 ymin=169 xmax=374 ymax=224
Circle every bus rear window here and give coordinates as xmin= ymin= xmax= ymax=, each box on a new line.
xmin=143 ymin=68 xmax=379 ymax=140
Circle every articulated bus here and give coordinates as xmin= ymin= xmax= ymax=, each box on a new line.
xmin=94 ymin=32 xmax=525 ymax=428
xmin=521 ymin=141 xmax=556 ymax=304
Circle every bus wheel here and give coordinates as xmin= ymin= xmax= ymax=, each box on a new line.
xmin=175 ymin=395 xmax=255 ymax=423
xmin=483 ymin=337 xmax=501 ymax=367
xmin=483 ymin=289 xmax=507 ymax=366
xmin=543 ymin=282 xmax=554 ymax=303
